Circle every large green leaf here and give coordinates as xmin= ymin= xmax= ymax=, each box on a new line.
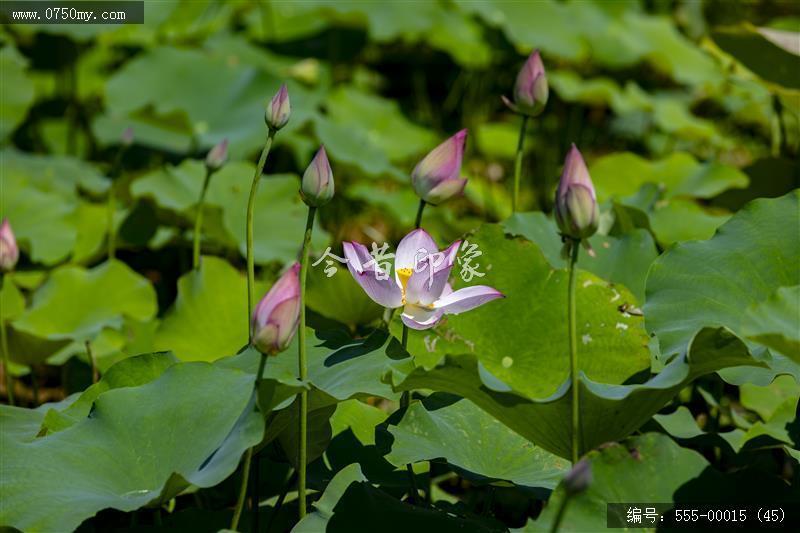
xmin=387 ymin=396 xmax=569 ymax=489
xmin=154 ymin=257 xmax=255 ymax=362
xmin=741 ymin=286 xmax=800 ymax=363
xmin=399 ymin=224 xmax=650 ymax=396
xmin=645 ymin=192 xmax=800 ymax=362
xmin=713 ymin=25 xmax=800 ymax=90
xmin=503 ymin=213 xmax=657 ymax=301
xmin=0 ymin=361 xmax=258 ymax=532
xmin=101 ymin=46 xmax=320 ymax=157
xmin=589 ymin=151 xmax=748 ymax=203
xmin=0 ymin=46 xmax=35 ymax=140
xmin=525 ymin=433 xmax=709 ymax=531
xmin=12 ymin=260 xmax=157 ymax=344
xmin=388 ymin=327 xmax=761 ymax=459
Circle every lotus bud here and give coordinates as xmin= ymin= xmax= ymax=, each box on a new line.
xmin=563 ymin=458 xmax=592 ymax=495
xmin=554 ymin=144 xmax=598 ymax=240
xmin=252 ymin=263 xmax=301 ymax=356
xmin=502 ymin=49 xmax=548 ymax=117
xmin=411 ymin=129 xmax=468 ymax=205
xmin=0 ymin=218 xmax=19 ymax=272
xmin=205 ymin=138 xmax=228 ymax=172
xmin=301 ymin=146 xmax=334 ymax=207
xmin=265 ymin=84 xmax=291 ymax=131
xmin=121 ymin=126 xmax=134 ymax=147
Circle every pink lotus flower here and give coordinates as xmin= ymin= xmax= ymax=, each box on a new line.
xmin=502 ymin=49 xmax=548 ymax=117
xmin=554 ymin=144 xmax=598 ymax=240
xmin=343 ymin=229 xmax=504 ymax=330
xmin=251 ymin=263 xmax=301 ymax=355
xmin=0 ymin=218 xmax=19 ymax=272
xmin=411 ymin=130 xmax=468 ymax=205
xmin=265 ymin=84 xmax=291 ymax=131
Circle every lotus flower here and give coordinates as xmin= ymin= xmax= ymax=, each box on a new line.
xmin=265 ymin=84 xmax=291 ymax=131
xmin=502 ymin=49 xmax=548 ymax=117
xmin=343 ymin=229 xmax=503 ymax=330
xmin=301 ymin=146 xmax=334 ymax=207
xmin=0 ymin=218 xmax=19 ymax=272
xmin=251 ymin=263 xmax=301 ymax=356
xmin=554 ymin=144 xmax=598 ymax=240
xmin=205 ymin=138 xmax=228 ymax=171
xmin=411 ymin=130 xmax=468 ymax=205
xmin=564 ymin=458 xmax=592 ymax=495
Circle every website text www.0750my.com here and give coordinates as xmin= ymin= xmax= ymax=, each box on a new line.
xmin=11 ymin=6 xmax=124 ymax=22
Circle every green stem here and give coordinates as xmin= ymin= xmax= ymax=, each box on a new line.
xmin=400 ymin=324 xmax=420 ymax=503
xmin=549 ymin=494 xmax=572 ymax=533
xmin=414 ymin=199 xmax=426 ymax=229
xmin=567 ymin=240 xmax=581 ymax=464
xmin=85 ymin=340 xmax=98 ymax=384
xmin=230 ymin=354 xmax=270 ymax=531
xmin=192 ymin=167 xmax=214 ymax=270
xmin=1 ymin=275 xmax=13 ymax=406
xmin=247 ymin=130 xmax=276 ymax=332
xmin=298 ymin=205 xmax=316 ymax=519
xmin=106 ymin=144 xmax=127 ymax=261
xmin=512 ymin=115 xmax=529 ymax=213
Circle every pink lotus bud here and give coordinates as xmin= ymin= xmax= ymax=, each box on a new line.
xmin=564 ymin=458 xmax=592 ymax=495
xmin=205 ymin=138 xmax=228 ymax=171
xmin=252 ymin=263 xmax=301 ymax=356
xmin=411 ymin=129 xmax=468 ymax=205
xmin=121 ymin=127 xmax=134 ymax=147
xmin=502 ymin=50 xmax=548 ymax=117
xmin=265 ymin=84 xmax=291 ymax=131
xmin=554 ymin=144 xmax=598 ymax=240
xmin=301 ymin=146 xmax=334 ymax=207
xmin=0 ymin=218 xmax=19 ymax=272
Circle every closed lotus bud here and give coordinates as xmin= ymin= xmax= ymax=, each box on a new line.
xmin=205 ymin=138 xmax=228 ymax=171
xmin=301 ymin=146 xmax=334 ymax=207
xmin=411 ymin=129 xmax=468 ymax=205
xmin=265 ymin=84 xmax=291 ymax=131
xmin=555 ymin=144 xmax=598 ymax=240
xmin=121 ymin=126 xmax=134 ymax=147
xmin=563 ymin=458 xmax=592 ymax=495
xmin=252 ymin=263 xmax=301 ymax=356
xmin=502 ymin=49 xmax=548 ymax=117
xmin=0 ymin=218 xmax=19 ymax=272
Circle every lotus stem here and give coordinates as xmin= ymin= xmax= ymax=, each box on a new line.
xmin=106 ymin=143 xmax=128 ymax=261
xmin=549 ymin=493 xmax=572 ymax=533
xmin=192 ymin=166 xmax=214 ymax=271
xmin=297 ymin=205 xmax=316 ymax=519
xmin=414 ymin=199 xmax=426 ymax=229
xmin=400 ymin=324 xmax=420 ymax=503
xmin=567 ymin=239 xmax=581 ymax=464
xmin=0 ymin=275 xmax=13 ymax=405
xmin=230 ymin=354 xmax=270 ymax=531
xmin=512 ymin=115 xmax=529 ymax=213
xmin=246 ymin=130 xmax=276 ymax=329
xmin=85 ymin=340 xmax=98 ymax=384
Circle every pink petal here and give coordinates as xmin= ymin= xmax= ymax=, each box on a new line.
xmin=395 ymin=228 xmax=438 ymax=272
xmin=343 ymin=242 xmax=403 ymax=308
xmin=433 ymin=285 xmax=504 ymax=315
xmin=401 ymin=305 xmax=444 ymax=330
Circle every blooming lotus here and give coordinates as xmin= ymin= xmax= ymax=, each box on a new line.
xmin=554 ymin=144 xmax=598 ymax=240
xmin=411 ymin=129 xmax=468 ymax=205
xmin=343 ymin=229 xmax=504 ymax=330
xmin=251 ymin=262 xmax=301 ymax=355
xmin=0 ymin=218 xmax=19 ymax=272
